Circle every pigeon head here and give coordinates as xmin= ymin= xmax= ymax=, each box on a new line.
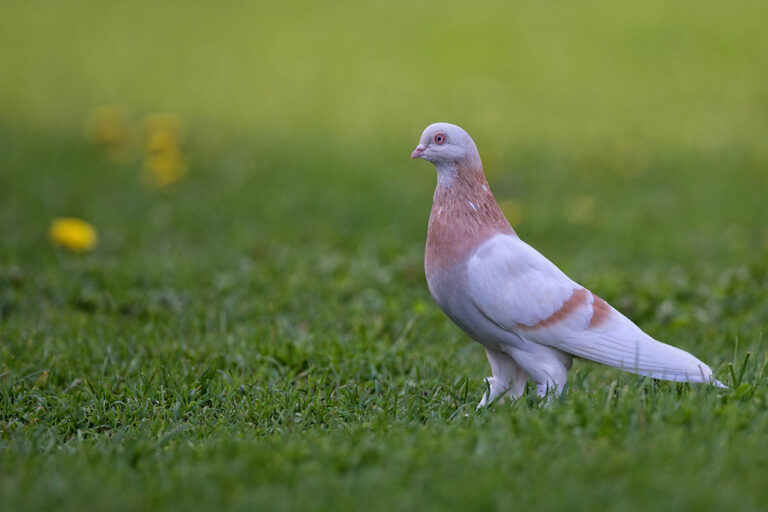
xmin=411 ymin=123 xmax=481 ymax=173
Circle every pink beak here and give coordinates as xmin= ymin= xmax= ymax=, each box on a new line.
xmin=411 ymin=144 xmax=426 ymax=159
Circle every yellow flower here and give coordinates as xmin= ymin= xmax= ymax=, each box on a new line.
xmin=499 ymin=199 xmax=524 ymax=226
xmin=144 ymin=113 xmax=184 ymax=153
xmin=565 ymin=195 xmax=597 ymax=225
xmin=141 ymin=113 xmax=188 ymax=189
xmin=85 ymin=106 xmax=133 ymax=161
xmin=142 ymin=148 xmax=187 ymax=189
xmin=49 ymin=218 xmax=98 ymax=252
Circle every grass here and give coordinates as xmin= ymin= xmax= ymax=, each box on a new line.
xmin=1 ymin=1 xmax=768 ymax=510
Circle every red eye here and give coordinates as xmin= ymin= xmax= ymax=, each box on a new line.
xmin=434 ymin=133 xmax=446 ymax=145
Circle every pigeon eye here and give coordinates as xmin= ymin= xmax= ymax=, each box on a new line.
xmin=434 ymin=133 xmax=446 ymax=145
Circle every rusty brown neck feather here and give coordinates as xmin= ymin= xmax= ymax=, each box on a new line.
xmin=425 ymin=160 xmax=516 ymax=279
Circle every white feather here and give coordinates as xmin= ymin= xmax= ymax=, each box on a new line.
xmin=469 ymin=236 xmax=579 ymax=327
xmin=467 ymin=235 xmax=723 ymax=385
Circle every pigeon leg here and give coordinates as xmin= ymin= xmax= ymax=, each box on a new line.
xmin=508 ymin=346 xmax=572 ymax=400
xmin=477 ymin=347 xmax=529 ymax=408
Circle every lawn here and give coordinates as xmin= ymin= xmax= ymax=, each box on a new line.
xmin=1 ymin=1 xmax=768 ymax=510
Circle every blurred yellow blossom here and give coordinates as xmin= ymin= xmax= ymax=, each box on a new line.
xmin=85 ymin=106 xmax=133 ymax=161
xmin=499 ymin=199 xmax=524 ymax=226
xmin=565 ymin=195 xmax=597 ymax=224
xmin=142 ymin=148 xmax=187 ymax=189
xmin=49 ymin=218 xmax=98 ymax=252
xmin=144 ymin=113 xmax=184 ymax=153
xmin=142 ymin=113 xmax=187 ymax=189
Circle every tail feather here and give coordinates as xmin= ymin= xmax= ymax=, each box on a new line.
xmin=555 ymin=307 xmax=724 ymax=387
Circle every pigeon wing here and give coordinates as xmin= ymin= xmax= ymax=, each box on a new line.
xmin=467 ymin=234 xmax=719 ymax=384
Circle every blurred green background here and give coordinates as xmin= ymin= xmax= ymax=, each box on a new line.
xmin=2 ymin=0 xmax=767 ymax=265
xmin=1 ymin=1 xmax=768 ymax=511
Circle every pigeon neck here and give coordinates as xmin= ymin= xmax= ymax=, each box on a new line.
xmin=426 ymin=162 xmax=516 ymax=277
xmin=433 ymin=158 xmax=491 ymax=202
xmin=434 ymin=154 xmax=482 ymax=188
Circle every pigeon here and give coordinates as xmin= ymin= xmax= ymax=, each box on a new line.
xmin=411 ymin=122 xmax=724 ymax=407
